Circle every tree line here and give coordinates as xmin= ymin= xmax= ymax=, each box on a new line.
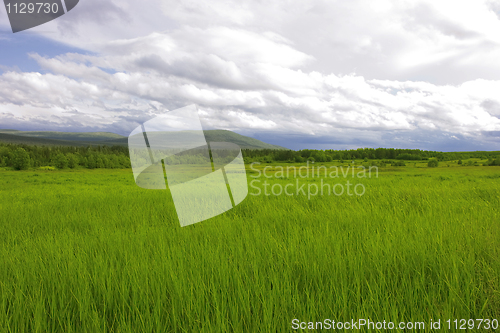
xmin=1 ymin=143 xmax=499 ymax=170
xmin=242 ymin=147 xmax=500 ymax=164
xmin=0 ymin=144 xmax=131 ymax=170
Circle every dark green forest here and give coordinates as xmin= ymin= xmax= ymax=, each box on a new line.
xmin=1 ymin=143 xmax=500 ymax=170
xmin=0 ymin=144 xmax=131 ymax=170
xmin=244 ymin=147 xmax=500 ymax=166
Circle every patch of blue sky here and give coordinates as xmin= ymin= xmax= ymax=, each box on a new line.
xmin=0 ymin=31 xmax=91 ymax=73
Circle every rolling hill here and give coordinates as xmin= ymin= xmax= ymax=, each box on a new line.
xmin=0 ymin=133 xmax=100 ymax=147
xmin=0 ymin=129 xmax=287 ymax=150
xmin=0 ymin=130 xmax=124 ymax=142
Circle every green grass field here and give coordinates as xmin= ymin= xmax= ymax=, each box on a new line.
xmin=0 ymin=163 xmax=499 ymax=332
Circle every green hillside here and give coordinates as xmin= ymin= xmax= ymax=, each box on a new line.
xmin=0 ymin=133 xmax=99 ymax=147
xmin=0 ymin=129 xmax=287 ymax=150
xmin=0 ymin=130 xmax=124 ymax=142
xmin=204 ymin=130 xmax=285 ymax=150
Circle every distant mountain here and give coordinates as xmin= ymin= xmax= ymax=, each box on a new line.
xmin=204 ymin=130 xmax=286 ymax=150
xmin=0 ymin=129 xmax=287 ymax=150
xmin=0 ymin=130 xmax=123 ymax=142
xmin=0 ymin=133 xmax=99 ymax=147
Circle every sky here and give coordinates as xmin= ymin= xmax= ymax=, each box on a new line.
xmin=1 ymin=0 xmax=500 ymax=151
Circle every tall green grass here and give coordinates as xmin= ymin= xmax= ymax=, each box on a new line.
xmin=0 ymin=165 xmax=499 ymax=332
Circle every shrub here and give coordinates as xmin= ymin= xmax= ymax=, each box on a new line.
xmin=109 ymin=155 xmax=120 ymax=168
xmin=87 ymin=155 xmax=96 ymax=169
xmin=96 ymin=156 xmax=105 ymax=168
xmin=67 ymin=154 xmax=79 ymax=169
xmin=38 ymin=166 xmax=56 ymax=171
xmin=53 ymin=153 xmax=68 ymax=169
xmin=119 ymin=155 xmax=131 ymax=168
xmin=371 ymin=161 xmax=386 ymax=167
xmin=428 ymin=159 xmax=439 ymax=167
xmin=391 ymin=161 xmax=406 ymax=167
xmin=312 ymin=152 xmax=326 ymax=162
xmin=263 ymin=156 xmax=273 ymax=163
xmin=483 ymin=157 xmax=500 ymax=166
xmin=12 ymin=148 xmax=31 ymax=170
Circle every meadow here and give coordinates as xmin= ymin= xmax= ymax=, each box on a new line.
xmin=0 ymin=161 xmax=499 ymax=332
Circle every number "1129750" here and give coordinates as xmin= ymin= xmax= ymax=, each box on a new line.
xmin=6 ymin=2 xmax=59 ymax=14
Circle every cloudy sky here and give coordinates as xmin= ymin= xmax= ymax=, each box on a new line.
xmin=1 ymin=0 xmax=500 ymax=150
